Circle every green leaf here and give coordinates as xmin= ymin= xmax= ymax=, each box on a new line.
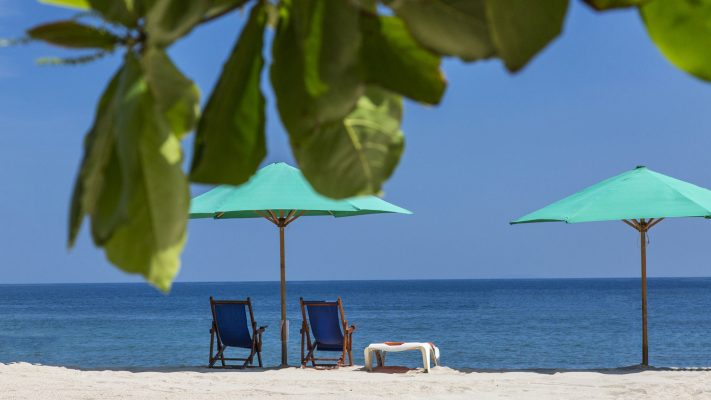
xmin=27 ymin=20 xmax=120 ymax=50
xmin=640 ymin=0 xmax=711 ymax=82
xmin=142 ymin=48 xmax=200 ymax=139
xmin=90 ymin=148 xmax=126 ymax=244
xmin=68 ymin=67 xmax=123 ymax=246
xmin=272 ymin=0 xmax=409 ymax=198
xmin=205 ymin=0 xmax=251 ymax=20
xmin=265 ymin=2 xmax=280 ymax=28
xmin=143 ymin=0 xmax=211 ymax=47
xmin=389 ymin=0 xmax=496 ymax=62
xmin=583 ymin=0 xmax=649 ymax=11
xmin=88 ymin=59 xmax=144 ymax=246
xmin=353 ymin=0 xmax=377 ymax=13
xmin=294 ymin=87 xmax=405 ymax=198
xmin=360 ymin=14 xmax=446 ymax=105
xmin=71 ymin=54 xmax=188 ymax=291
xmin=101 ymin=54 xmax=189 ymax=292
xmin=87 ymin=0 xmax=138 ymax=27
xmin=36 ymin=51 xmax=111 ymax=65
xmin=271 ymin=0 xmax=363 ymax=138
xmin=39 ymin=0 xmax=90 ymax=10
xmin=190 ymin=2 xmax=267 ymax=185
xmin=485 ymin=0 xmax=569 ymax=72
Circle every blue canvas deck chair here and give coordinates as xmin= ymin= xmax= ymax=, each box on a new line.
xmin=300 ymin=297 xmax=356 ymax=368
xmin=209 ymin=297 xmax=266 ymax=368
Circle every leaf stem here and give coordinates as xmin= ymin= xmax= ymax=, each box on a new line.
xmin=201 ymin=0 xmax=259 ymax=25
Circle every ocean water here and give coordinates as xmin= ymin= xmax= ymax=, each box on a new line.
xmin=1 ymin=279 xmax=711 ymax=370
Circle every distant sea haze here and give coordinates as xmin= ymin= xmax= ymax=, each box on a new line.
xmin=1 ymin=278 xmax=710 ymax=369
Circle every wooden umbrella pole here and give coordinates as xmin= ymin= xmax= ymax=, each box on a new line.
xmin=279 ymin=218 xmax=287 ymax=366
xmin=260 ymin=210 xmax=300 ymax=367
xmin=639 ymin=219 xmax=648 ymax=366
xmin=623 ymin=218 xmax=662 ymax=366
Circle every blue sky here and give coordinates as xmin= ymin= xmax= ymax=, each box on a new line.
xmin=2 ymin=1 xmax=711 ymax=284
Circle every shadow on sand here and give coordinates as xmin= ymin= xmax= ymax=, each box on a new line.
xmin=445 ymin=364 xmax=711 ymax=375
xmin=9 ymin=361 xmax=711 ymax=375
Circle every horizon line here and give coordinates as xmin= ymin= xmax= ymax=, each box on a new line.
xmin=1 ymin=275 xmax=711 ymax=286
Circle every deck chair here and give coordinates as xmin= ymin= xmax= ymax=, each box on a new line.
xmin=209 ymin=297 xmax=266 ymax=368
xmin=300 ymin=297 xmax=356 ymax=368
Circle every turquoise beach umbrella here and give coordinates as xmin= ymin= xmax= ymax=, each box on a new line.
xmin=512 ymin=166 xmax=711 ymax=366
xmin=190 ymin=162 xmax=411 ymax=366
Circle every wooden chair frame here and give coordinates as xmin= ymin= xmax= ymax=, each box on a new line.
xmin=209 ymin=297 xmax=266 ymax=368
xmin=300 ymin=297 xmax=356 ymax=369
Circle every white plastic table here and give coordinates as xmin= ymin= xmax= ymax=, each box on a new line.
xmin=364 ymin=342 xmax=440 ymax=373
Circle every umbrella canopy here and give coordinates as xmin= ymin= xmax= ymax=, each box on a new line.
xmin=512 ymin=166 xmax=711 ymax=224
xmin=190 ymin=162 xmax=410 ymax=218
xmin=512 ymin=165 xmax=711 ymax=366
xmin=190 ymin=162 xmax=411 ymax=365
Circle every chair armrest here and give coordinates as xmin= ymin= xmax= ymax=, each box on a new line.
xmin=346 ymin=325 xmax=356 ymax=334
xmin=256 ymin=325 xmax=267 ymax=334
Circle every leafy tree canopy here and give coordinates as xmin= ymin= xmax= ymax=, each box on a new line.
xmin=13 ymin=0 xmax=711 ymax=291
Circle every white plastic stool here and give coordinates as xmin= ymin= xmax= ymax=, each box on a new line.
xmin=364 ymin=342 xmax=440 ymax=373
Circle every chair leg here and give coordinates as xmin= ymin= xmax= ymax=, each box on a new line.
xmin=346 ymin=335 xmax=353 ymax=366
xmin=210 ymin=340 xmax=226 ymax=368
xmin=302 ymin=346 xmax=316 ymax=368
xmin=364 ymin=348 xmax=372 ymax=371
xmin=244 ymin=350 xmax=253 ymax=368
xmin=339 ymin=347 xmax=346 ymax=368
xmin=420 ymin=347 xmax=431 ymax=373
xmin=300 ymin=329 xmax=306 ymax=367
xmin=301 ymin=327 xmax=317 ymax=368
xmin=256 ymin=334 xmax=263 ymax=367
xmin=219 ymin=346 xmax=226 ymax=367
xmin=211 ymin=346 xmax=226 ymax=368
xmin=245 ymin=338 xmax=258 ymax=368
xmin=375 ymin=351 xmax=385 ymax=367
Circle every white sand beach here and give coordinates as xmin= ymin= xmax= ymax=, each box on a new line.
xmin=1 ymin=363 xmax=709 ymax=400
